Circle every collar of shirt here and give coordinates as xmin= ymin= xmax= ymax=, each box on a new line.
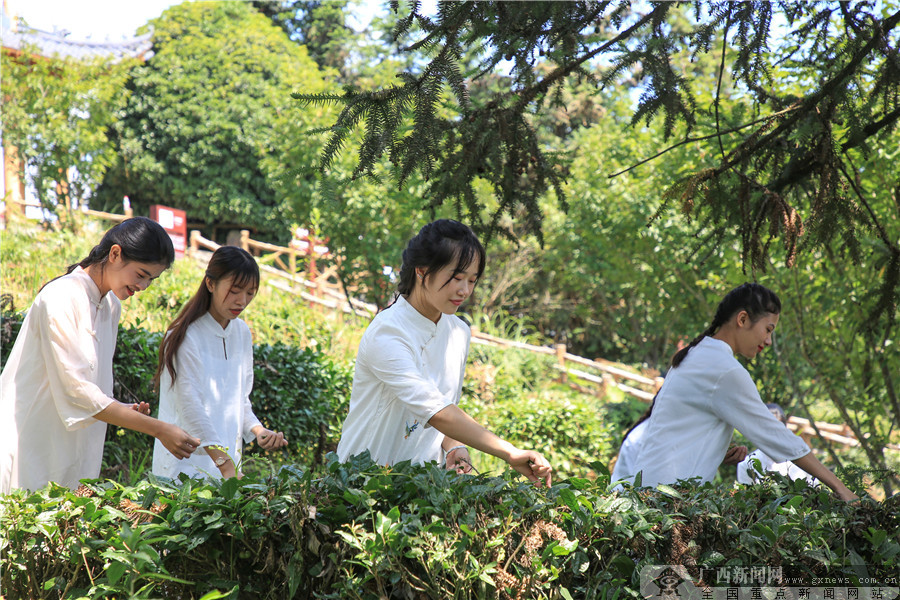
xmin=393 ymin=294 xmax=446 ymax=348
xmin=197 ymin=311 xmax=237 ymax=340
xmin=71 ymin=266 xmax=104 ymax=309
xmin=698 ymin=335 xmax=733 ymax=356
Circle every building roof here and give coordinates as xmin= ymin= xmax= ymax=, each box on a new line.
xmin=1 ymin=11 xmax=152 ymax=62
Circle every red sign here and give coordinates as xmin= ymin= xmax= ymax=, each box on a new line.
xmin=150 ymin=205 xmax=187 ymax=258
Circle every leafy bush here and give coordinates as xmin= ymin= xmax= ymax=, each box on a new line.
xmin=245 ymin=342 xmax=351 ymax=469
xmin=1 ymin=456 xmax=896 ymax=600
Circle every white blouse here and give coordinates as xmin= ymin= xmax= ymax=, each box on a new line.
xmin=0 ymin=267 xmax=119 ymax=491
xmin=611 ymin=419 xmax=649 ymax=484
xmin=633 ymin=337 xmax=810 ymax=487
xmin=151 ymin=312 xmax=261 ymax=480
xmin=336 ymin=294 xmax=471 ymax=466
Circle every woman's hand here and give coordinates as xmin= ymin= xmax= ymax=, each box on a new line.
xmin=507 ymin=448 xmax=552 ymax=487
xmin=722 ymin=445 xmax=748 ymax=465
xmin=835 ymin=488 xmax=859 ymax=502
xmin=255 ymin=427 xmax=288 ymax=450
xmin=129 ymin=402 xmax=151 ymax=416
xmin=158 ymin=423 xmax=201 ymax=460
xmin=445 ymin=446 xmax=474 ymax=474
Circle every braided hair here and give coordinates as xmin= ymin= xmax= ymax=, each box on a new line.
xmin=671 ymin=283 xmax=781 ymax=367
xmin=393 ymin=219 xmax=485 ymax=304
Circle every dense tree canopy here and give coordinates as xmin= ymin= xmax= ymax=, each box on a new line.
xmin=251 ymin=0 xmax=360 ymax=81
xmin=95 ymin=1 xmax=334 ymax=240
xmin=1 ymin=46 xmax=136 ymax=214
xmin=298 ymin=0 xmax=899 ymax=316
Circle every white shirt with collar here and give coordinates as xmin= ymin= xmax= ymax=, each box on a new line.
xmin=152 ymin=312 xmax=262 ymax=480
xmin=633 ymin=336 xmax=810 ymax=487
xmin=1 ymin=267 xmax=119 ymax=491
xmin=337 ymin=294 xmax=471 ymax=466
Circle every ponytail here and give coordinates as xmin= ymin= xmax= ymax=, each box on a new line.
xmin=154 ymin=246 xmax=259 ymax=388
xmin=43 ymin=217 xmax=174 ymax=291
xmin=68 ymin=216 xmax=174 ymax=275
xmin=671 ymin=282 xmax=781 ymax=367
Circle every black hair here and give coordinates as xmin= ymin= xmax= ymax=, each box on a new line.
xmin=394 ymin=219 xmax=486 ymax=301
xmin=671 ymin=282 xmax=781 ymax=367
xmin=155 ymin=246 xmax=259 ymax=386
xmin=765 ymin=402 xmax=787 ymax=424
xmin=67 ymin=216 xmax=175 ymax=275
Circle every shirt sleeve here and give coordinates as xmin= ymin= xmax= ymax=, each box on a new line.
xmin=173 ymin=335 xmax=229 ymax=450
xmin=711 ymin=367 xmax=810 ymax=463
xmin=36 ymin=291 xmax=115 ymax=430
xmin=240 ymin=328 xmax=261 ymax=441
xmin=360 ymin=322 xmax=460 ymax=425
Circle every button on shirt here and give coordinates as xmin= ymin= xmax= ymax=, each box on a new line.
xmin=337 ymin=295 xmax=471 ymax=466
xmin=633 ymin=337 xmax=810 ymax=487
xmin=0 ymin=267 xmax=119 ymax=492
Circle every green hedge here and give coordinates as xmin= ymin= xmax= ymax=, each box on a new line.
xmin=1 ymin=456 xmax=896 ymax=599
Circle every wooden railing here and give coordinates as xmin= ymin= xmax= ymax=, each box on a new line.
xmin=8 ymin=200 xmax=132 ymax=223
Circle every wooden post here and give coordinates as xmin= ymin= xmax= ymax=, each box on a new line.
xmin=3 ymin=144 xmax=24 ymax=215
xmin=555 ymin=343 xmax=567 ymax=384
xmin=189 ymin=230 xmax=200 ymax=256
xmin=289 ymin=246 xmax=297 ymax=278
xmin=653 ymin=377 xmax=664 ymax=394
xmin=240 ymin=230 xmax=250 ymax=252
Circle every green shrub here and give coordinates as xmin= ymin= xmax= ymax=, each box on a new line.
xmin=1 ymin=456 xmax=896 ymax=600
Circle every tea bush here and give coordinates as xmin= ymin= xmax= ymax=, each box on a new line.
xmin=1 ymin=456 xmax=896 ymax=599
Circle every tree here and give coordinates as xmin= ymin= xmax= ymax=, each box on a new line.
xmin=251 ymin=0 xmax=360 ymax=81
xmin=95 ymin=1 xmax=334 ymax=241
xmin=297 ymin=1 xmax=900 ymax=317
xmin=1 ymin=43 xmax=136 ymax=217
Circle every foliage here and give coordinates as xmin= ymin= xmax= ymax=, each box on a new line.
xmin=94 ymin=1 xmax=334 ymax=242
xmin=1 ymin=457 xmax=897 ymax=599
xmin=0 ymin=36 xmax=137 ymax=214
xmin=298 ymin=1 xmax=900 ymax=309
xmin=251 ymin=0 xmax=361 ymax=80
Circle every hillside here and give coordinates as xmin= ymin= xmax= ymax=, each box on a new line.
xmin=2 ymin=217 xmax=897 ymax=600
